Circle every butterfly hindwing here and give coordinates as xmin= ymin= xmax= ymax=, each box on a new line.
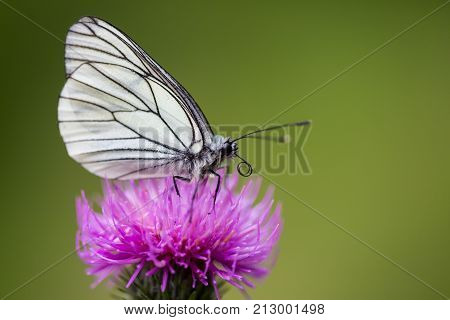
xmin=59 ymin=62 xmax=197 ymax=179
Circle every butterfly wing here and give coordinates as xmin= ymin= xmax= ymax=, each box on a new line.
xmin=64 ymin=16 xmax=213 ymax=146
xmin=60 ymin=16 xmax=214 ymax=179
xmin=59 ymin=62 xmax=199 ymax=179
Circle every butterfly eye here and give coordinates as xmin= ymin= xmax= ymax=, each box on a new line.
xmin=225 ymin=143 xmax=233 ymax=156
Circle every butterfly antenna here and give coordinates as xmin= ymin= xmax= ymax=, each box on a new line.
xmin=231 ymin=120 xmax=311 ymax=143
xmin=242 ymin=135 xmax=290 ymax=143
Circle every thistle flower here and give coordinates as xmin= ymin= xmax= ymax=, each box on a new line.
xmin=76 ymin=172 xmax=282 ymax=299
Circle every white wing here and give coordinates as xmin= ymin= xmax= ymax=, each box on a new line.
xmin=64 ymin=16 xmax=213 ymax=149
xmin=58 ymin=62 xmax=198 ymax=179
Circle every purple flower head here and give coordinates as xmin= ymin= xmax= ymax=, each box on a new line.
xmin=76 ymin=172 xmax=282 ymax=298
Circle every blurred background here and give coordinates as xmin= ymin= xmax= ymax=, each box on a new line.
xmin=0 ymin=0 xmax=449 ymax=299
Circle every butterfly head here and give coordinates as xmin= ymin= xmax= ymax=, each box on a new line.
xmin=216 ymin=137 xmax=252 ymax=177
xmin=222 ymin=139 xmax=238 ymax=158
xmin=208 ymin=136 xmax=250 ymax=176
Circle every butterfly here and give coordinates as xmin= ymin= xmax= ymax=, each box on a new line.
xmin=58 ymin=16 xmax=310 ymax=206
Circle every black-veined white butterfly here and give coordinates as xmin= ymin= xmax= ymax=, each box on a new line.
xmin=58 ymin=16 xmax=309 ymax=206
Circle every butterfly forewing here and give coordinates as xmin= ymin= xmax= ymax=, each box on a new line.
xmin=64 ymin=16 xmax=212 ymax=144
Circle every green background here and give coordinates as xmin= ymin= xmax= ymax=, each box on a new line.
xmin=0 ymin=0 xmax=449 ymax=299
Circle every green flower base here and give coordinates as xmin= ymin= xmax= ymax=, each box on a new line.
xmin=115 ymin=267 xmax=226 ymax=300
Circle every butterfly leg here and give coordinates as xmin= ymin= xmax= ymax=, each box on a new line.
xmin=222 ymin=163 xmax=231 ymax=189
xmin=208 ymin=170 xmax=221 ymax=214
xmin=188 ymin=180 xmax=201 ymax=222
xmin=173 ymin=176 xmax=191 ymax=197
